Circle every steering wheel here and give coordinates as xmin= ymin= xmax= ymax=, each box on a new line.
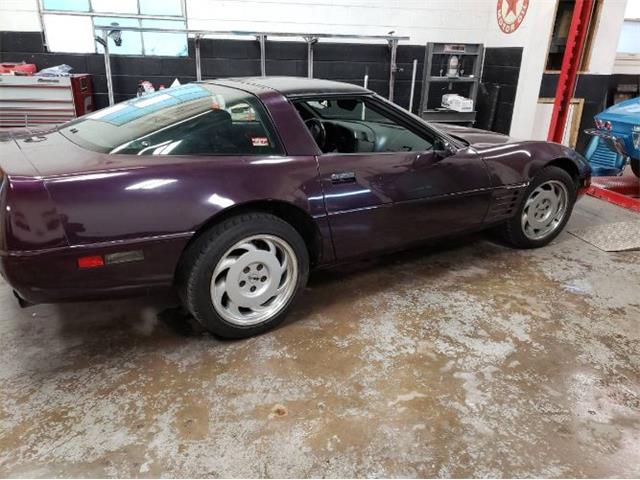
xmin=304 ymin=118 xmax=327 ymax=151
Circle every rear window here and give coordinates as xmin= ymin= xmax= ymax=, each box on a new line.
xmin=59 ymin=84 xmax=283 ymax=156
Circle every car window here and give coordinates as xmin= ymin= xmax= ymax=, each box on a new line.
xmin=59 ymin=84 xmax=283 ymax=156
xmin=295 ymin=97 xmax=433 ymax=154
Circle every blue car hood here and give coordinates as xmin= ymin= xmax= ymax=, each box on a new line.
xmin=596 ymin=96 xmax=640 ymax=125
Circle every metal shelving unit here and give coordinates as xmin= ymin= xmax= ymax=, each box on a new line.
xmin=418 ymin=42 xmax=484 ymax=125
xmin=91 ymin=25 xmax=409 ymax=106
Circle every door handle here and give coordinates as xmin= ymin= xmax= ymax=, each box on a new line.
xmin=330 ymin=171 xmax=356 ymax=184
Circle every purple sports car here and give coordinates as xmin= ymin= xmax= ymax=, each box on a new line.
xmin=0 ymin=77 xmax=590 ymax=338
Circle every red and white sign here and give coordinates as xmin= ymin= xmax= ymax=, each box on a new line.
xmin=496 ymin=0 xmax=529 ymax=34
xmin=251 ymin=136 xmax=269 ymax=147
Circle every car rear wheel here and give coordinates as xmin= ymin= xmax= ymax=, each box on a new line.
xmin=177 ymin=213 xmax=309 ymax=338
xmin=498 ymin=166 xmax=576 ymax=249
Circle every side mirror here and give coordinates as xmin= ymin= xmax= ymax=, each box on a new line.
xmin=433 ymin=138 xmax=455 ymax=160
xmin=413 ymin=139 xmax=456 ymax=168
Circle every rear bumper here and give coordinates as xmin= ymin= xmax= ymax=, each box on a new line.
xmin=0 ymin=234 xmax=190 ymax=304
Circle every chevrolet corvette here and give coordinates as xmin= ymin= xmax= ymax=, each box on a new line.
xmin=0 ymin=77 xmax=591 ymax=337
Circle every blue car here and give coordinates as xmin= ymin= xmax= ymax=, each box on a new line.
xmin=585 ymin=96 xmax=640 ymax=178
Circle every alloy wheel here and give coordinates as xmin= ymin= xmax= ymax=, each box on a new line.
xmin=521 ymin=180 xmax=569 ymax=240
xmin=210 ymin=234 xmax=298 ymax=326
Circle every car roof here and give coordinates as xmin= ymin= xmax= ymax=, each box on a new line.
xmin=206 ymin=76 xmax=371 ymax=98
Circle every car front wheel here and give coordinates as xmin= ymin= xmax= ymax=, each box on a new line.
xmin=177 ymin=212 xmax=309 ymax=338
xmin=498 ymin=166 xmax=576 ymax=249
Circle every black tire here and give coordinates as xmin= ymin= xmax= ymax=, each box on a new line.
xmin=631 ymin=158 xmax=640 ymax=178
xmin=498 ymin=166 xmax=577 ymax=249
xmin=176 ymin=212 xmax=309 ymax=339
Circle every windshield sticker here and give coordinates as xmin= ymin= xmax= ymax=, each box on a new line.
xmin=92 ymin=84 xmax=211 ymax=126
xmin=87 ymin=102 xmax=127 ymax=119
xmin=133 ymin=93 xmax=172 ymax=108
xmin=251 ymin=137 xmax=269 ymax=147
xmin=211 ymin=94 xmax=226 ymax=110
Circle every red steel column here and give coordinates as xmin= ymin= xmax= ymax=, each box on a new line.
xmin=547 ymin=0 xmax=594 ymax=143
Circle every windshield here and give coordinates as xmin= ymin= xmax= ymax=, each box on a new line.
xmin=58 ymin=83 xmax=281 ymax=155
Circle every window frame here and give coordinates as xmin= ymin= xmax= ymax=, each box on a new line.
xmin=38 ymin=0 xmax=188 ymax=56
xmin=112 ymin=94 xmax=287 ymax=157
xmin=61 ymin=85 xmax=287 ymax=157
xmin=291 ymin=93 xmax=445 ymax=157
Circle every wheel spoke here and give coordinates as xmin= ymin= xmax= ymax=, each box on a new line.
xmin=524 ymin=195 xmax=537 ymax=210
xmin=277 ymin=252 xmax=288 ymax=276
xmin=263 ymin=238 xmax=277 ymax=255
xmin=226 ymin=298 xmax=244 ymax=317
xmin=236 ymin=241 xmax=258 ymax=252
xmin=213 ymin=257 xmax=237 ymax=277
xmin=275 ymin=280 xmax=289 ymax=295
xmin=211 ymin=278 xmax=226 ymax=305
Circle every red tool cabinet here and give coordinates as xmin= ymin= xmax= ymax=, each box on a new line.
xmin=0 ymin=74 xmax=94 ymax=127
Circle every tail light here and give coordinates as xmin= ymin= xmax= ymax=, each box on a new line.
xmin=594 ymin=118 xmax=612 ymax=131
xmin=77 ymin=250 xmax=143 ymax=269
xmin=77 ymin=255 xmax=104 ymax=269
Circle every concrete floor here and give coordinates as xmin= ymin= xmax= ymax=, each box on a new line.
xmin=0 ymin=195 xmax=639 ymax=478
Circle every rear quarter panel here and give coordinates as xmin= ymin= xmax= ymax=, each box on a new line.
xmin=43 ymin=152 xmax=327 ymax=246
xmin=4 ymin=153 xmax=328 ymax=303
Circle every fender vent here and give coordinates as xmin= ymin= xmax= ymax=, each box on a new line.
xmin=485 ymin=186 xmax=525 ymax=223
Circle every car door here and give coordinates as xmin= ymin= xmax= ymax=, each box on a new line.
xmin=295 ymin=96 xmax=492 ymax=259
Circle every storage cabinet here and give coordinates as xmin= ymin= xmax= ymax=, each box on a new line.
xmin=0 ymin=74 xmax=94 ymax=127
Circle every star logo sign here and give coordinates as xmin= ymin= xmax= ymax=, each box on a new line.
xmin=496 ymin=0 xmax=529 ymax=34
xmin=504 ymin=0 xmax=519 ymax=17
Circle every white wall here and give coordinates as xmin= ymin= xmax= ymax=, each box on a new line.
xmin=587 ymin=0 xmax=628 ymax=74
xmin=625 ymin=0 xmax=640 ymax=18
xmin=613 ymin=0 xmax=640 ymax=74
xmin=188 ymin=0 xmax=499 ymax=42
xmin=0 ymin=0 xmax=41 ymax=31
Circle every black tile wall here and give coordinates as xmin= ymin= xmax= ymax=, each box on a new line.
xmin=0 ymin=31 xmax=411 ymax=111
xmin=478 ymin=47 xmax=523 ymax=134
xmin=0 ymin=31 xmax=45 ymax=53
xmin=1 ymin=31 xmax=523 ymax=134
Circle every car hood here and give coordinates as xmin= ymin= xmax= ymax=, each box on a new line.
xmin=595 ymin=96 xmax=640 ymax=127
xmin=430 ymin=122 xmax=512 ymax=148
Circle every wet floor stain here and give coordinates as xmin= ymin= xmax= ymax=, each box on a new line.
xmin=1 ymin=203 xmax=639 ymax=477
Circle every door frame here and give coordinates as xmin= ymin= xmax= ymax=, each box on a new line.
xmin=288 ymin=92 xmax=464 ymax=156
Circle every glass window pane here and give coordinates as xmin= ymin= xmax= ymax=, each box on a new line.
xmin=139 ymin=0 xmax=182 ymax=16
xmin=91 ymin=0 xmax=138 ymax=14
xmin=618 ymin=21 xmax=640 ymax=53
xmin=295 ymin=98 xmax=433 ymax=154
xmin=94 ymin=17 xmax=142 ymax=55
xmin=59 ymin=84 xmax=283 ymax=156
xmin=43 ymin=0 xmax=89 ymax=11
xmin=141 ymin=19 xmax=187 ymax=56
xmin=43 ymin=14 xmax=94 ymax=53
